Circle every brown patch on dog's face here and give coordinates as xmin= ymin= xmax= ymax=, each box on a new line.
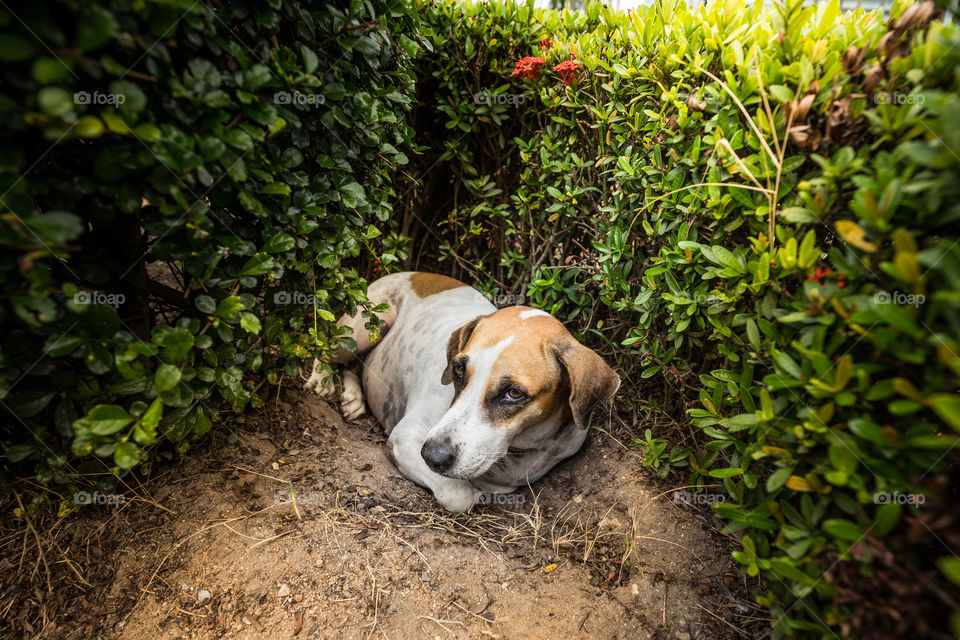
xmin=453 ymin=307 xmax=604 ymax=438
xmin=409 ymin=272 xmax=467 ymax=298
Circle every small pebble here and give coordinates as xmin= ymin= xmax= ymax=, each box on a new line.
xmin=197 ymin=589 xmax=211 ymax=604
xmin=420 ymin=572 xmax=431 ymax=582
xmin=278 ymin=583 xmax=291 ymax=597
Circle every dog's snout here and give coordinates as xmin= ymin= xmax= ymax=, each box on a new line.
xmin=421 ymin=438 xmax=457 ymax=473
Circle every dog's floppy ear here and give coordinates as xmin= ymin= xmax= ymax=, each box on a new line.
xmin=441 ymin=316 xmax=485 ymax=385
xmin=554 ymin=340 xmax=620 ymax=428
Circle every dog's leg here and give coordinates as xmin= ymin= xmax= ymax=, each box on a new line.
xmin=304 ymin=359 xmax=337 ymax=399
xmin=388 ymin=416 xmax=479 ymax=513
xmin=305 ymin=275 xmax=400 ymax=417
xmin=341 ymin=369 xmax=366 ymax=420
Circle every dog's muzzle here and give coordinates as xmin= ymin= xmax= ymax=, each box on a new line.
xmin=421 ymin=438 xmax=457 ymax=474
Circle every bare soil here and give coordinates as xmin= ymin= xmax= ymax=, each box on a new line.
xmin=1 ymin=388 xmax=766 ymax=640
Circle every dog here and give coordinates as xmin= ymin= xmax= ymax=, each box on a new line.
xmin=305 ymin=272 xmax=620 ymax=512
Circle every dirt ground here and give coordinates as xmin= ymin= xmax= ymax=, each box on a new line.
xmin=1 ymin=386 xmax=767 ymax=640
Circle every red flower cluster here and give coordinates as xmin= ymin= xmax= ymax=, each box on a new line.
xmin=553 ymin=59 xmax=581 ymax=85
xmin=510 ymin=56 xmax=546 ymax=80
xmin=807 ymin=266 xmax=847 ymax=287
xmin=539 ymin=38 xmax=554 ymax=53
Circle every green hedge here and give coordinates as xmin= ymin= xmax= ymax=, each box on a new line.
xmin=404 ymin=0 xmax=960 ymax=636
xmin=3 ymin=0 xmax=959 ymax=635
xmin=0 ymin=1 xmax=419 ymax=484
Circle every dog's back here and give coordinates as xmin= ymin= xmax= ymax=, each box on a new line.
xmin=350 ymin=273 xmax=496 ymax=432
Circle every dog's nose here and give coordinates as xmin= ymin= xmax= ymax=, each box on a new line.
xmin=421 ymin=439 xmax=456 ymax=473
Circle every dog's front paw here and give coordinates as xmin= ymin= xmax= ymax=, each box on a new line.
xmin=341 ymin=384 xmax=366 ymax=420
xmin=305 ymin=372 xmax=337 ymax=399
xmin=305 ymin=360 xmax=337 ymax=400
xmin=434 ymin=483 xmax=479 ymax=513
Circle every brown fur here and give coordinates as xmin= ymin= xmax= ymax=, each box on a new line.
xmin=409 ymin=273 xmax=467 ymax=298
xmin=448 ymin=307 xmax=618 ymax=432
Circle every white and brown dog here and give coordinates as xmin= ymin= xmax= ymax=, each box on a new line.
xmin=305 ymin=272 xmax=619 ymax=512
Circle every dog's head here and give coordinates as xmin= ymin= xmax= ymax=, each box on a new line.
xmin=420 ymin=307 xmax=620 ymax=479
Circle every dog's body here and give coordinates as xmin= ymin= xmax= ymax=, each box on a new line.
xmin=306 ymin=272 xmax=619 ymax=512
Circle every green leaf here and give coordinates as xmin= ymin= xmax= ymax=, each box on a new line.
xmin=873 ymin=503 xmax=902 ymax=537
xmin=154 ymin=364 xmax=181 ymax=392
xmin=240 ymin=312 xmax=261 ymax=335
xmin=113 ymin=442 xmax=141 ymax=469
xmin=32 ymin=58 xmax=72 ymax=83
xmin=938 ymin=557 xmax=960 ymax=587
xmin=709 ymin=467 xmax=743 ymax=478
xmin=263 ymin=233 xmax=296 ymax=253
xmin=239 ymin=252 xmax=274 ymax=276
xmin=37 ymin=87 xmax=74 ymax=117
xmin=87 ymin=405 xmax=135 ymax=435
xmin=0 ymin=35 xmax=35 ymax=61
xmin=261 ymin=182 xmax=291 ymax=196
xmin=822 ymin=518 xmax=865 ymax=542
xmin=928 ymin=393 xmax=960 ymax=432
xmin=773 ymin=351 xmax=803 ymax=379
xmin=766 ymin=467 xmax=794 ymax=492
xmin=196 ymin=295 xmax=216 ymax=314
xmin=216 ymin=296 xmax=246 ymax=321
xmin=5 ymin=444 xmax=39 ymax=463
xmin=339 ymin=181 xmax=366 ymax=208
xmin=154 ymin=327 xmax=194 ymax=363
xmin=77 ymin=5 xmax=119 ymax=51
xmin=222 ymin=129 xmax=253 ymax=151
xmin=301 ymin=45 xmax=319 ymax=73
xmin=44 ymin=334 xmax=84 ymax=357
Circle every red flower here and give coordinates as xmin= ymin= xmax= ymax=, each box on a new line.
xmin=553 ymin=59 xmax=581 ymax=85
xmin=806 ymin=266 xmax=834 ymax=283
xmin=539 ymin=39 xmax=553 ymax=53
xmin=510 ymin=56 xmax=546 ymax=80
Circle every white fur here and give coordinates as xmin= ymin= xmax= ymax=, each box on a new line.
xmin=424 ymin=336 xmax=514 ymax=479
xmin=519 ymin=308 xmax=550 ymax=320
xmin=306 ymin=272 xmax=595 ymax=513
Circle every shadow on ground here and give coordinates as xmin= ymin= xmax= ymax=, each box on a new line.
xmin=1 ymin=388 xmax=767 ymax=639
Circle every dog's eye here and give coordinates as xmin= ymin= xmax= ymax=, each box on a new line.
xmin=452 ymin=362 xmax=465 ymax=379
xmin=504 ymin=387 xmax=526 ymax=401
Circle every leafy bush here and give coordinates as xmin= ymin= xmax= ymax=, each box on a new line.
xmin=0 ymin=0 xmax=419 ymax=489
xmin=402 ymin=0 xmax=960 ymax=635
